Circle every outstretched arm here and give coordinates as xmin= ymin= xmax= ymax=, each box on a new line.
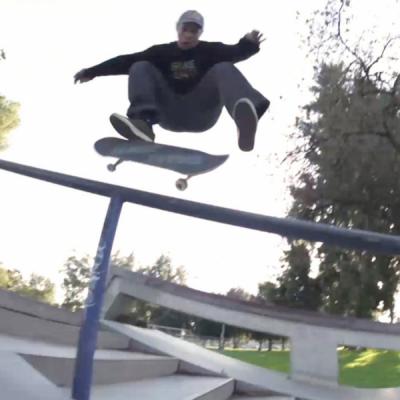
xmin=73 ymin=47 xmax=157 ymax=84
xmin=212 ymin=30 xmax=265 ymax=64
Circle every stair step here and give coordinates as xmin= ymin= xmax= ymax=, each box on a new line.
xmin=61 ymin=375 xmax=234 ymax=400
xmin=0 ymin=333 xmax=180 ymax=386
xmin=0 ymin=352 xmax=68 ymax=400
xmin=231 ymin=397 xmax=294 ymax=400
xmin=25 ymin=352 xmax=179 ymax=386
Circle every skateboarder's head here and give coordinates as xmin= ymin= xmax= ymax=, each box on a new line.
xmin=176 ymin=10 xmax=203 ymax=50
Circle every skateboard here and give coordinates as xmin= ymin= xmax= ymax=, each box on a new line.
xmin=94 ymin=137 xmax=229 ymax=191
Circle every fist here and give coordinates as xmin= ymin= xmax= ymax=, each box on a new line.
xmin=74 ymin=69 xmax=93 ymax=84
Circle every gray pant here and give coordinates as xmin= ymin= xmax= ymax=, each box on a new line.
xmin=127 ymin=61 xmax=268 ymax=132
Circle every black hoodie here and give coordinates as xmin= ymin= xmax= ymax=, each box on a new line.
xmin=84 ymin=37 xmax=259 ymax=94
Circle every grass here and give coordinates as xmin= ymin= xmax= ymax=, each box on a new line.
xmin=222 ymin=349 xmax=291 ymax=374
xmin=221 ymin=349 xmax=400 ymax=388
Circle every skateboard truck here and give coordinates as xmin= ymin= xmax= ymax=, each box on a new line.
xmin=107 ymin=159 xmax=124 ymax=172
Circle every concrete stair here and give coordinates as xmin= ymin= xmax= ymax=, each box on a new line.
xmin=0 ymin=352 xmax=70 ymax=400
xmin=60 ymin=376 xmax=235 ymax=400
xmin=23 ymin=351 xmax=179 ymax=387
xmin=0 ymin=330 xmax=292 ymax=399
xmin=0 ymin=333 xmax=179 ymax=387
xmin=231 ymin=397 xmax=293 ymax=400
xmin=0 ymin=288 xmax=294 ymax=399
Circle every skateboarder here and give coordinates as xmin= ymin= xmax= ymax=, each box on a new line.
xmin=74 ymin=10 xmax=270 ymax=152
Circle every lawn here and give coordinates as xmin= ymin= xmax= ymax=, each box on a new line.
xmin=222 ymin=349 xmax=400 ymax=388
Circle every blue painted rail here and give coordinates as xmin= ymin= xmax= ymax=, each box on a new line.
xmin=1 ymin=157 xmax=400 ymax=400
xmin=1 ymin=159 xmax=400 ymax=255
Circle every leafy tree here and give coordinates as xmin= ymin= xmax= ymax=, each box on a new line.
xmin=259 ymin=243 xmax=321 ymax=310
xmin=193 ymin=318 xmax=222 ymax=338
xmin=0 ymin=96 xmax=20 ymax=150
xmin=0 ymin=265 xmax=23 ymax=289
xmin=60 ymin=255 xmax=92 ymax=311
xmin=18 ymin=274 xmax=56 ymax=304
xmin=137 ymin=255 xmax=186 ymax=284
xmin=131 ymin=255 xmax=188 ymax=327
xmin=0 ymin=50 xmax=20 ymax=149
xmin=60 ymin=252 xmax=136 ymax=311
xmin=59 ymin=252 xmax=188 ymax=325
xmin=250 ymin=330 xmax=283 ymax=352
xmin=280 ymin=0 xmax=400 ymax=319
xmin=110 ymin=251 xmax=135 ymax=270
xmin=224 ymin=288 xmax=252 ymax=348
xmin=0 ymin=264 xmax=55 ymax=304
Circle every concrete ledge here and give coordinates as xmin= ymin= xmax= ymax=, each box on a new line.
xmin=103 ymin=270 xmax=400 ymax=387
xmin=0 ymin=290 xmax=129 ymax=349
xmin=0 ymin=289 xmax=81 ymax=326
xmin=107 ymin=268 xmax=400 ymax=335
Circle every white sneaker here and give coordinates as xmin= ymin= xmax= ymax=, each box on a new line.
xmin=232 ymin=98 xmax=258 ymax=152
xmin=109 ymin=113 xmax=155 ymax=142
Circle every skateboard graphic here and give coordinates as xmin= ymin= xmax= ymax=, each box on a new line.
xmin=94 ymin=137 xmax=229 ymax=191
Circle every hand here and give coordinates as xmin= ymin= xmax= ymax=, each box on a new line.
xmin=244 ymin=30 xmax=265 ymax=45
xmin=74 ymin=69 xmax=93 ymax=84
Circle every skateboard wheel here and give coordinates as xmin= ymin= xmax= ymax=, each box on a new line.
xmin=107 ymin=163 xmax=116 ymax=172
xmin=176 ymin=178 xmax=188 ymax=191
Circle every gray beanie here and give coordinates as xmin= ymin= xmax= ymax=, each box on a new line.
xmin=176 ymin=10 xmax=204 ymax=32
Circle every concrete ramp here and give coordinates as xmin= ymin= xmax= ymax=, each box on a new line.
xmin=102 ymin=320 xmax=400 ymax=400
xmin=0 ymin=352 xmax=70 ymax=400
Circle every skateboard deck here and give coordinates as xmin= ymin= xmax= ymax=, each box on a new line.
xmin=94 ymin=137 xmax=229 ymax=190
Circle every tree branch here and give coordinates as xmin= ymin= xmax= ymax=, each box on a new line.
xmin=336 ymin=1 xmax=370 ymax=77
xmin=368 ymin=35 xmax=400 ymax=72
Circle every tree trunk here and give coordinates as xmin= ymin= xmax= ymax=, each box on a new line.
xmin=218 ymin=323 xmax=226 ymax=351
xmin=390 ymin=307 xmax=395 ymax=324
xmin=268 ymin=339 xmax=273 ymax=351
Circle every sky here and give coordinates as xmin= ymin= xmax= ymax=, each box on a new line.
xmin=0 ymin=0 xmax=332 ymax=301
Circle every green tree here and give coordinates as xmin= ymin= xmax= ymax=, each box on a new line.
xmin=259 ymin=243 xmax=321 ymax=310
xmin=0 ymin=264 xmax=55 ymax=304
xmin=224 ymin=288 xmax=252 ymax=348
xmin=287 ymin=65 xmax=400 ymax=318
xmin=111 ymin=251 xmax=135 ymax=270
xmin=282 ymin=0 xmax=400 ymax=319
xmin=0 ymin=265 xmax=23 ymax=289
xmin=59 ymin=252 xmax=188 ymax=325
xmin=0 ymin=96 xmax=20 ymax=150
xmin=60 ymin=254 xmax=92 ymax=311
xmin=0 ymin=50 xmax=20 ymax=149
xmin=18 ymin=274 xmax=56 ymax=304
xmin=137 ymin=255 xmax=186 ymax=284
xmin=193 ymin=318 xmax=222 ymax=338
xmin=131 ymin=255 xmax=188 ymax=327
xmin=250 ymin=330 xmax=283 ymax=352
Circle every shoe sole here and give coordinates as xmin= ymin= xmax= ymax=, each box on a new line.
xmin=233 ymin=99 xmax=258 ymax=152
xmin=110 ymin=114 xmax=153 ymax=142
